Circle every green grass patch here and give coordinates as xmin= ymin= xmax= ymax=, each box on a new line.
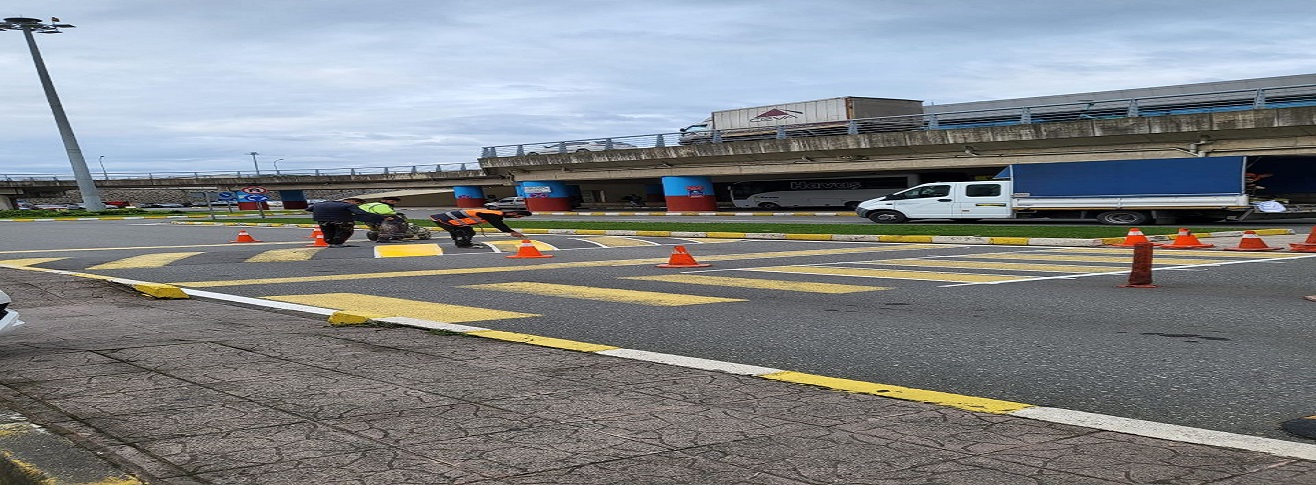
xmin=257 ymin=217 xmax=1255 ymax=238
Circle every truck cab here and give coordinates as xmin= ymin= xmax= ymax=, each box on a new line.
xmin=856 ymin=181 xmax=1012 ymax=223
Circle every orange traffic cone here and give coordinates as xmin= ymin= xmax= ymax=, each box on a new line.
xmin=506 ymin=239 xmax=553 ymax=259
xmin=1160 ymin=228 xmax=1213 ymax=249
xmin=307 ymin=226 xmax=323 ymax=239
xmin=306 ymin=232 xmax=329 ymax=247
xmin=1108 ymin=227 xmax=1162 ymax=247
xmin=1223 ymin=231 xmax=1281 ymax=252
xmin=1290 ymin=226 xmax=1316 ymax=253
xmin=656 ymin=245 xmax=711 ymax=268
xmin=229 ymin=230 xmax=262 ymax=243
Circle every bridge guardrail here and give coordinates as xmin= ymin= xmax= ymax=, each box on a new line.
xmin=0 ymin=162 xmax=482 ymax=183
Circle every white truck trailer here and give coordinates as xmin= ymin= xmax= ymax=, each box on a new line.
xmin=679 ymin=96 xmax=924 ymax=144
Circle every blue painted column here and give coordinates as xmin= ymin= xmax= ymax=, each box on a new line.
xmin=520 ymin=180 xmax=572 ymax=211
xmin=661 ymin=176 xmax=716 ymax=211
xmin=453 ymin=185 xmax=486 ymax=208
xmin=278 ymin=190 xmax=308 ymax=209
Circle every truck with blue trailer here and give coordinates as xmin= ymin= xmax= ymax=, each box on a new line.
xmin=855 ymin=156 xmax=1316 ymax=225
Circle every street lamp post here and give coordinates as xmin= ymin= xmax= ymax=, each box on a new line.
xmin=273 ymin=158 xmax=283 ymax=173
xmin=97 ymin=155 xmax=108 ymax=180
xmin=0 ymin=16 xmax=105 ymax=210
xmin=248 ymin=151 xmax=260 ymax=175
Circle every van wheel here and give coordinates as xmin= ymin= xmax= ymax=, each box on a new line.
xmin=758 ymin=202 xmax=782 ymax=209
xmin=868 ymin=210 xmax=908 ymax=223
xmin=1096 ymin=210 xmax=1149 ymax=225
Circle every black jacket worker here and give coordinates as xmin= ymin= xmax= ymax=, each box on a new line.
xmin=309 ymin=198 xmax=387 ymax=247
xmin=429 ymin=209 xmax=529 ymax=248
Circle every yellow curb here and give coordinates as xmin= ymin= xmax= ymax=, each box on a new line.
xmin=705 ymin=232 xmax=748 ymax=239
xmin=130 ymin=283 xmax=189 ymax=299
xmin=467 ymin=330 xmax=620 ymax=353
xmin=760 ymin=371 xmax=1033 ymax=414
xmin=633 ymin=230 xmax=675 ymax=237
xmin=328 ymin=311 xmax=384 ymax=326
xmin=878 ymin=235 xmax=934 ymax=243
xmin=784 ymin=233 xmax=834 ymax=241
xmin=990 ymin=237 xmax=1033 ymax=245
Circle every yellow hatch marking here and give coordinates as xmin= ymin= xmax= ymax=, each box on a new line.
xmin=745 ymin=265 xmax=1025 ymax=283
xmin=0 ymin=241 xmax=309 ymax=255
xmin=577 ymin=236 xmax=660 ymax=247
xmin=958 ymin=252 xmax=1233 ymax=265
xmin=263 ymin=293 xmax=539 ymax=322
xmin=762 ymin=371 xmax=1032 ymax=414
xmin=622 ymin=274 xmax=888 ymax=293
xmin=864 ymin=258 xmax=1125 ymax=273
xmin=245 ymin=248 xmax=325 ymax=262
xmin=485 ymin=240 xmax=557 ymax=251
xmin=87 ymin=252 xmax=205 ymax=269
xmin=373 ymin=244 xmax=442 ymax=258
xmin=461 ymin=282 xmax=746 ymax=306
xmin=1054 ymin=247 xmax=1309 ymax=259
xmin=170 ymin=244 xmax=944 ymax=287
xmin=0 ymin=258 xmax=68 ymax=267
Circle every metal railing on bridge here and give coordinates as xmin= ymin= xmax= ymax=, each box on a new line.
xmin=481 ymin=83 xmax=1316 ymax=158
xmin=0 ymin=162 xmax=482 ymax=183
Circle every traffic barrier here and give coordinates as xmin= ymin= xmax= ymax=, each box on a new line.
xmin=1222 ymin=231 xmax=1281 ymax=252
xmin=657 ymin=245 xmax=712 ymax=268
xmin=506 ymin=239 xmax=553 ymax=259
xmin=229 ymin=230 xmax=261 ymax=243
xmin=307 ymin=232 xmax=329 ymax=247
xmin=1160 ymin=228 xmax=1213 ymax=249
xmin=1117 ymin=242 xmax=1157 ymax=288
xmin=1108 ymin=227 xmax=1161 ymax=247
xmin=1289 ymin=225 xmax=1316 ymax=253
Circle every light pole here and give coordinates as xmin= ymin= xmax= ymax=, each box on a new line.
xmin=97 ymin=155 xmax=108 ymax=180
xmin=248 ymin=151 xmax=260 ymax=175
xmin=1 ymin=16 xmax=105 ymax=210
xmin=272 ymin=158 xmax=283 ymax=173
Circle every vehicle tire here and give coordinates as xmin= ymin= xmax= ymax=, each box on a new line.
xmin=867 ymin=210 xmax=908 ymax=223
xmin=1096 ymin=210 xmax=1150 ymax=225
xmin=758 ymin=202 xmax=782 ymax=209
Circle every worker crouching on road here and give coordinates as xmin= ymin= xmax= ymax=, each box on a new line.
xmin=358 ymin=197 xmax=406 ymax=242
xmin=309 ymin=198 xmax=389 ymax=247
xmin=429 ymin=209 xmax=530 ymax=248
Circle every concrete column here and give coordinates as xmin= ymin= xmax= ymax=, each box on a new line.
xmin=661 ymin=176 xmax=717 ymax=211
xmin=520 ymin=180 xmax=572 ymax=211
xmin=644 ymin=184 xmax=664 ymax=204
xmin=453 ymin=185 xmax=486 ymax=208
xmin=278 ymin=190 xmax=308 ymax=209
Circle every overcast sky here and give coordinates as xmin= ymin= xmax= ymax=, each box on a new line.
xmin=2 ymin=1 xmax=1314 ymax=176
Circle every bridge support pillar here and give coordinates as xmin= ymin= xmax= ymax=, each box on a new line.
xmin=644 ymin=184 xmax=663 ymax=204
xmin=520 ymin=180 xmax=573 ymax=212
xmin=453 ymin=186 xmax=487 ymax=209
xmin=278 ymin=190 xmax=308 ymax=210
xmin=661 ymin=176 xmax=716 ymax=211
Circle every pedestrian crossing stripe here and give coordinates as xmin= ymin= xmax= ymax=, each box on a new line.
xmin=621 ymin=274 xmax=889 ymax=293
xmin=483 ymin=240 xmax=556 ymax=252
xmin=742 ymin=265 xmax=1026 ymax=283
xmin=460 ymin=282 xmax=747 ymax=306
xmin=87 ymin=252 xmax=205 ymax=270
xmin=956 ymin=252 xmax=1234 ymax=265
xmin=575 ymin=236 xmax=661 ymax=247
xmin=373 ymin=244 xmax=442 ymax=258
xmin=262 ymin=293 xmax=539 ymax=322
xmin=1050 ymin=247 xmax=1310 ymax=259
xmin=859 ymin=258 xmax=1126 ymax=273
xmin=245 ymin=248 xmax=325 ymax=262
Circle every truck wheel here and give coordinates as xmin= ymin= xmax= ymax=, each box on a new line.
xmin=1096 ymin=211 xmax=1149 ymax=225
xmin=758 ymin=202 xmax=782 ymax=209
xmin=867 ymin=210 xmax=908 ymax=223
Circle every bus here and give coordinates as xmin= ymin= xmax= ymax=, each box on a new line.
xmin=728 ymin=175 xmax=924 ymax=210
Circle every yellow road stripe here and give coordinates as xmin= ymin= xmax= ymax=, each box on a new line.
xmin=462 ymin=282 xmax=746 ymax=306
xmin=578 ymin=236 xmax=659 ymax=247
xmin=761 ymin=371 xmax=1032 ymax=414
xmin=245 ymin=248 xmax=325 ymax=262
xmin=959 ymin=252 xmax=1233 ymax=265
xmin=0 ymin=258 xmax=67 ymax=267
xmin=745 ymin=265 xmax=1025 ymax=283
xmin=867 ymin=258 xmax=1125 ymax=273
xmin=622 ymin=274 xmax=888 ymax=293
xmin=262 ymin=293 xmax=539 ymax=322
xmin=170 ymin=245 xmax=943 ymax=287
xmin=87 ymin=252 xmax=205 ymax=270
xmin=485 ymin=240 xmax=556 ymax=251
xmin=0 ymin=241 xmax=309 ymax=255
xmin=467 ymin=330 xmax=619 ymax=352
xmin=1055 ymin=247 xmax=1309 ymax=259
xmin=373 ymin=244 xmax=442 ymax=258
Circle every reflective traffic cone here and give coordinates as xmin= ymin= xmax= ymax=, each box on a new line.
xmin=656 ymin=245 xmax=711 ymax=268
xmin=1108 ymin=227 xmax=1162 ymax=247
xmin=1160 ymin=228 xmax=1213 ymax=249
xmin=306 ymin=232 xmax=329 ymax=247
xmin=1290 ymin=226 xmax=1316 ymax=253
xmin=229 ymin=230 xmax=262 ymax=243
xmin=307 ymin=226 xmax=323 ymax=239
xmin=1223 ymin=231 xmax=1281 ymax=252
xmin=506 ymin=239 xmax=553 ymax=259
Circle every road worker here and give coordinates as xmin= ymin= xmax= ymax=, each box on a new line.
xmin=358 ymin=197 xmax=406 ymax=242
xmin=429 ymin=209 xmax=530 ymax=248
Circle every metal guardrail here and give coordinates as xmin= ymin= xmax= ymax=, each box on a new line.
xmin=0 ymin=162 xmax=482 ymax=183
xmin=481 ymin=84 xmax=1316 ymax=158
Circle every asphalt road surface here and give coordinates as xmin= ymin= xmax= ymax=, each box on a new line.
xmin=3 ymin=219 xmax=1314 ymax=444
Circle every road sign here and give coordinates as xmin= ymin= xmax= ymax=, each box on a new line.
xmin=246 ymin=194 xmax=269 ymax=202
xmin=216 ymin=191 xmax=237 ymax=200
xmin=241 ymin=186 xmax=268 ymax=194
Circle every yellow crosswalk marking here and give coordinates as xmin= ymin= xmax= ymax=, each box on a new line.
xmin=1053 ymin=247 xmax=1310 ymax=259
xmin=373 ymin=244 xmax=442 ymax=258
xmin=461 ymin=282 xmax=746 ymax=306
xmin=87 ymin=252 xmax=205 ymax=270
xmin=744 ymin=265 xmax=1025 ymax=283
xmin=246 ymin=248 xmax=325 ymax=262
xmin=263 ymin=293 xmax=539 ymax=322
xmin=485 ymin=240 xmax=556 ymax=251
xmin=622 ymin=274 xmax=888 ymax=293
xmin=864 ymin=258 xmax=1125 ymax=273
xmin=0 ymin=258 xmax=67 ymax=267
xmin=958 ymin=252 xmax=1232 ymax=265
xmin=577 ymin=236 xmax=659 ymax=247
